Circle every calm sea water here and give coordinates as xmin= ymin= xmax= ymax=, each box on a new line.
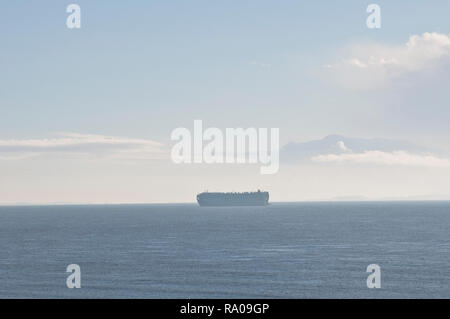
xmin=1 ymin=201 xmax=450 ymax=298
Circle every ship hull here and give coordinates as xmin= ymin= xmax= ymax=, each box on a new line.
xmin=197 ymin=192 xmax=269 ymax=207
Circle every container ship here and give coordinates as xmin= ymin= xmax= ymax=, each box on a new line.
xmin=197 ymin=190 xmax=269 ymax=207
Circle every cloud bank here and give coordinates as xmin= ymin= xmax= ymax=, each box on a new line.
xmin=0 ymin=133 xmax=166 ymax=160
xmin=326 ymin=32 xmax=450 ymax=89
xmin=312 ymin=150 xmax=450 ymax=168
xmin=281 ymin=135 xmax=450 ymax=168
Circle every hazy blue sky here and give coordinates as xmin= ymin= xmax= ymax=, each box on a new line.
xmin=1 ymin=1 xmax=450 ymax=203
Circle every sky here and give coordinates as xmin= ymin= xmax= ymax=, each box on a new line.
xmin=1 ymin=1 xmax=450 ymax=204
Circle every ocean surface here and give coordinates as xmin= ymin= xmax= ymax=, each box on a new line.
xmin=1 ymin=201 xmax=450 ymax=298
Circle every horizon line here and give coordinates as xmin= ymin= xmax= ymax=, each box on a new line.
xmin=1 ymin=198 xmax=450 ymax=207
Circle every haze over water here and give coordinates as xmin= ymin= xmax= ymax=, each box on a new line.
xmin=1 ymin=201 xmax=450 ymax=298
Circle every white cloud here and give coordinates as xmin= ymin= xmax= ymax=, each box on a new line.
xmin=337 ymin=141 xmax=350 ymax=152
xmin=0 ymin=133 xmax=166 ymax=160
xmin=0 ymin=132 xmax=162 ymax=148
xmin=326 ymin=32 xmax=450 ymax=89
xmin=312 ymin=150 xmax=450 ymax=168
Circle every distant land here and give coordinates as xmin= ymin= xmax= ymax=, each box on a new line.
xmin=305 ymin=194 xmax=450 ymax=202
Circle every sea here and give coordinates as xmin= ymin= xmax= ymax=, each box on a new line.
xmin=1 ymin=201 xmax=450 ymax=298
